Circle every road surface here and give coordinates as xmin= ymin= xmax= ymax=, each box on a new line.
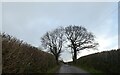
xmin=57 ymin=64 xmax=90 ymax=75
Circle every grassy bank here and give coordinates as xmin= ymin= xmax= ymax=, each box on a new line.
xmin=69 ymin=63 xmax=103 ymax=75
xmin=74 ymin=64 xmax=103 ymax=75
xmin=47 ymin=65 xmax=61 ymax=73
xmin=69 ymin=49 xmax=120 ymax=75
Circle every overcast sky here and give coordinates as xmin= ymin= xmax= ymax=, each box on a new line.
xmin=2 ymin=2 xmax=118 ymax=62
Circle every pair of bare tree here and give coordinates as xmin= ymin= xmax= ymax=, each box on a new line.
xmin=41 ymin=25 xmax=98 ymax=64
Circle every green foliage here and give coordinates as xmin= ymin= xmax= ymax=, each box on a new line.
xmin=2 ymin=33 xmax=57 ymax=73
xmin=75 ymin=49 xmax=120 ymax=73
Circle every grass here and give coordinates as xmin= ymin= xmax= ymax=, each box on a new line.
xmin=47 ymin=65 xmax=61 ymax=73
xmin=79 ymin=66 xmax=104 ymax=75
xmin=71 ymin=64 xmax=104 ymax=75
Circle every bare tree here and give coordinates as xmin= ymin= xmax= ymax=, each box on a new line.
xmin=41 ymin=27 xmax=65 ymax=64
xmin=65 ymin=25 xmax=98 ymax=63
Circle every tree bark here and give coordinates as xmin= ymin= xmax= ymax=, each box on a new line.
xmin=55 ymin=55 xmax=59 ymax=65
xmin=73 ymin=48 xmax=77 ymax=63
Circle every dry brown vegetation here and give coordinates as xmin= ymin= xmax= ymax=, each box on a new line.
xmin=2 ymin=33 xmax=57 ymax=73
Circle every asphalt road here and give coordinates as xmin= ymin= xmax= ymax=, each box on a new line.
xmin=57 ymin=64 xmax=90 ymax=75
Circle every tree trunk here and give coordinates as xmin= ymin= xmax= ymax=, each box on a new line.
xmin=73 ymin=48 xmax=77 ymax=63
xmin=55 ymin=56 xmax=59 ymax=65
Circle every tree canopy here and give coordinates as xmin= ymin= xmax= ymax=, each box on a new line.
xmin=41 ymin=25 xmax=98 ymax=63
xmin=41 ymin=27 xmax=65 ymax=64
xmin=64 ymin=25 xmax=98 ymax=62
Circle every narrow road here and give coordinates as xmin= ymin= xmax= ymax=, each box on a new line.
xmin=57 ymin=64 xmax=90 ymax=75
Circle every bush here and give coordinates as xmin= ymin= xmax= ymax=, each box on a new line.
xmin=2 ymin=33 xmax=57 ymax=73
